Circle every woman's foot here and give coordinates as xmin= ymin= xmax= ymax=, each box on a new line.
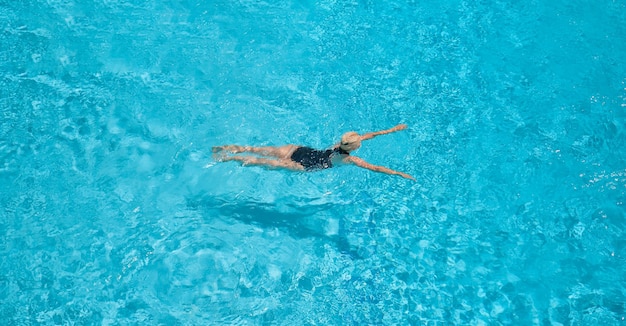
xmin=212 ymin=152 xmax=227 ymax=161
xmin=212 ymin=145 xmax=246 ymax=153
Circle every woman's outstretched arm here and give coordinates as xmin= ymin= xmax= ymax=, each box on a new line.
xmin=360 ymin=124 xmax=407 ymax=141
xmin=346 ymin=156 xmax=415 ymax=181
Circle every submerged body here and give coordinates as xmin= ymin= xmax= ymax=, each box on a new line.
xmin=213 ymin=124 xmax=415 ymax=180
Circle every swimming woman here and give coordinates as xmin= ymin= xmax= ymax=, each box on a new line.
xmin=212 ymin=124 xmax=415 ymax=180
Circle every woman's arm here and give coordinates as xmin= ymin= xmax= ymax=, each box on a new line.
xmin=360 ymin=124 xmax=407 ymax=141
xmin=346 ymin=156 xmax=415 ymax=181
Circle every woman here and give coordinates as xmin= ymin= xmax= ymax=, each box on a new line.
xmin=212 ymin=124 xmax=415 ymax=180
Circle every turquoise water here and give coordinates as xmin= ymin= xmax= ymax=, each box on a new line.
xmin=2 ymin=0 xmax=625 ymax=324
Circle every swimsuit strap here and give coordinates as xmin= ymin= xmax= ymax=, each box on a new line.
xmin=335 ymin=147 xmax=350 ymax=155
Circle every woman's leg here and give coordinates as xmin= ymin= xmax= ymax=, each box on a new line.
xmin=213 ymin=144 xmax=299 ymax=159
xmin=223 ymin=156 xmax=304 ymax=170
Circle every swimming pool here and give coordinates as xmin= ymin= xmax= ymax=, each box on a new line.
xmin=1 ymin=0 xmax=625 ymax=324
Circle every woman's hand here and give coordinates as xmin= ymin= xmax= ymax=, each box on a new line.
xmin=392 ymin=124 xmax=408 ymax=131
xmin=398 ymin=172 xmax=416 ymax=181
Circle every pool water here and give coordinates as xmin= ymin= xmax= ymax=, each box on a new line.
xmin=2 ymin=0 xmax=625 ymax=324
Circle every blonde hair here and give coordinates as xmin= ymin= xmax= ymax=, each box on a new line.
xmin=340 ymin=132 xmax=361 ymax=152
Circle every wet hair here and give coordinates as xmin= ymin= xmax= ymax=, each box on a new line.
xmin=340 ymin=132 xmax=361 ymax=152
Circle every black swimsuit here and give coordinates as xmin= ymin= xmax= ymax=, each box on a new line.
xmin=290 ymin=147 xmax=349 ymax=171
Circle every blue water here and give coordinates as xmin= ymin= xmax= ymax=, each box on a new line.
xmin=2 ymin=0 xmax=625 ymax=324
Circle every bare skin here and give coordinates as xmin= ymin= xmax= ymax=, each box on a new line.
xmin=213 ymin=124 xmax=415 ymax=181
